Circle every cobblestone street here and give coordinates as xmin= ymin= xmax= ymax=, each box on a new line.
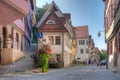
xmin=0 ymin=65 xmax=120 ymax=80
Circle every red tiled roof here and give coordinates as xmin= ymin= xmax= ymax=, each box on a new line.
xmin=74 ymin=26 xmax=89 ymax=38
xmin=94 ymin=47 xmax=100 ymax=54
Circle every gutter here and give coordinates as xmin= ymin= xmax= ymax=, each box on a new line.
xmin=62 ymin=32 xmax=64 ymax=67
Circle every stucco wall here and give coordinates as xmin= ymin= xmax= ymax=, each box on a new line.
xmin=64 ymin=33 xmax=72 ymax=53
xmin=38 ymin=32 xmax=73 ymax=67
xmin=13 ymin=19 xmax=25 ymax=32
xmin=118 ymin=54 xmax=120 ymax=72
xmin=108 ymin=37 xmax=116 ymax=71
xmin=9 ymin=0 xmax=29 ymax=14
xmin=64 ymin=52 xmax=71 ymax=67
xmin=106 ymin=21 xmax=114 ymax=39
xmin=108 ymin=54 xmax=114 ymax=71
xmin=76 ymin=38 xmax=89 ymax=63
xmin=38 ymin=32 xmax=63 ymax=54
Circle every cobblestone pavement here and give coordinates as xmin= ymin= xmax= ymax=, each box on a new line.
xmin=0 ymin=65 xmax=120 ymax=80
xmin=0 ymin=45 xmax=37 ymax=74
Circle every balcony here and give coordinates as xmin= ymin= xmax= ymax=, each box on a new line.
xmin=0 ymin=0 xmax=29 ymax=25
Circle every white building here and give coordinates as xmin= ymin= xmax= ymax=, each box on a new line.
xmin=36 ymin=1 xmax=75 ymax=67
xmin=74 ymin=26 xmax=89 ymax=64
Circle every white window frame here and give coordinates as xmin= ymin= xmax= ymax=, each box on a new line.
xmin=46 ymin=20 xmax=55 ymax=24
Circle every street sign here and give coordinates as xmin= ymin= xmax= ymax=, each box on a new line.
xmin=38 ymin=32 xmax=43 ymax=39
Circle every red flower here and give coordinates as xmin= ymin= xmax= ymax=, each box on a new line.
xmin=49 ymin=48 xmax=52 ymax=53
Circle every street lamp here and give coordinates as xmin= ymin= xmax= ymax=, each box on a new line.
xmin=97 ymin=30 xmax=108 ymax=69
xmin=97 ymin=31 xmax=101 ymax=37
xmin=97 ymin=30 xmax=104 ymax=37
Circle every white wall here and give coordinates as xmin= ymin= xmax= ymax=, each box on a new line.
xmin=108 ymin=54 xmax=114 ymax=71
xmin=38 ymin=32 xmax=73 ymax=67
xmin=76 ymin=38 xmax=89 ymax=63
xmin=64 ymin=33 xmax=72 ymax=66
xmin=64 ymin=33 xmax=72 ymax=53
xmin=39 ymin=32 xmax=63 ymax=54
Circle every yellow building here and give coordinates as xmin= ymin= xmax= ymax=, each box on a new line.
xmin=72 ymin=39 xmax=77 ymax=63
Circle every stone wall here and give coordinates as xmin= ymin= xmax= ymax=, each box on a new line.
xmin=1 ymin=48 xmax=24 ymax=64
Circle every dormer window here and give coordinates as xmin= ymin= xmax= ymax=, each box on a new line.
xmin=46 ymin=20 xmax=55 ymax=24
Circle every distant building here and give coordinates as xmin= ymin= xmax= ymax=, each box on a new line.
xmin=103 ymin=0 xmax=120 ymax=72
xmin=88 ymin=35 xmax=95 ymax=57
xmin=37 ymin=1 xmax=75 ymax=67
xmin=74 ymin=26 xmax=89 ymax=64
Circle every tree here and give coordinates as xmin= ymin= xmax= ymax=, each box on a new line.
xmin=35 ymin=3 xmax=49 ymax=24
xmin=32 ymin=26 xmax=38 ymax=43
xmin=99 ymin=52 xmax=107 ymax=61
xmin=32 ymin=3 xmax=49 ymax=44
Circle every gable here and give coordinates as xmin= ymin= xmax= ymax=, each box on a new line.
xmin=38 ymin=12 xmax=67 ymax=32
xmin=36 ymin=1 xmax=64 ymax=28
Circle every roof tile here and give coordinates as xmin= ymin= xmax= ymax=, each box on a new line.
xmin=74 ymin=26 xmax=89 ymax=38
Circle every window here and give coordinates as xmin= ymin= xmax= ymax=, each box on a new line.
xmin=79 ymin=40 xmax=85 ymax=45
xmin=86 ymin=48 xmax=89 ymax=53
xmin=16 ymin=33 xmax=19 ymax=49
xmin=80 ymin=49 xmax=84 ymax=53
xmin=77 ymin=57 xmax=80 ymax=60
xmin=56 ymin=54 xmax=60 ymax=62
xmin=86 ymin=40 xmax=88 ymax=45
xmin=3 ymin=27 xmax=7 ymax=48
xmin=46 ymin=20 xmax=55 ymax=24
xmin=48 ymin=36 xmax=54 ymax=45
xmin=55 ymin=36 xmax=61 ymax=45
xmin=116 ymin=0 xmax=120 ymax=5
xmin=109 ymin=41 xmax=112 ymax=55
xmin=42 ymin=39 xmax=46 ymax=42
xmin=16 ymin=33 xmax=19 ymax=42
xmin=105 ymin=17 xmax=108 ymax=32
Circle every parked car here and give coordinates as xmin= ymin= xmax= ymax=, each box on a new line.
xmin=100 ymin=60 xmax=106 ymax=65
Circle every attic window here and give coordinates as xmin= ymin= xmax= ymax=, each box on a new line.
xmin=46 ymin=20 xmax=55 ymax=24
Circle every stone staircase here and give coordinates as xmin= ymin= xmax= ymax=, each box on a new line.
xmin=0 ymin=44 xmax=38 ymax=74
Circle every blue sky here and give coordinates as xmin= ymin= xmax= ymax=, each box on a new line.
xmin=36 ymin=0 xmax=106 ymax=50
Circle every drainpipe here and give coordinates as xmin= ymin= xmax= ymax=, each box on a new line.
xmin=106 ymin=42 xmax=108 ymax=69
xmin=62 ymin=32 xmax=64 ymax=67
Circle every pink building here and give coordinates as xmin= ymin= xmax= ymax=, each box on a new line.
xmin=0 ymin=0 xmax=29 ymax=25
xmin=0 ymin=0 xmax=36 ymax=64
